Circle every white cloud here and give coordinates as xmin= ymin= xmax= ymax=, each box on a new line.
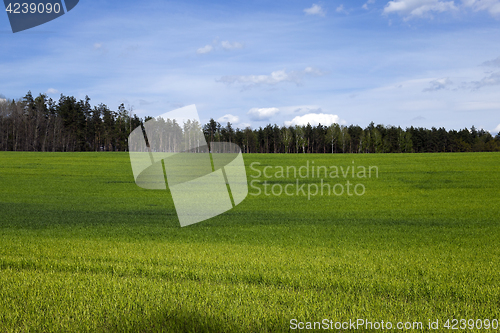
xmin=304 ymin=4 xmax=326 ymax=16
xmin=336 ymin=4 xmax=348 ymax=13
xmin=384 ymin=0 xmax=500 ymax=18
xmin=462 ymin=0 xmax=500 ymax=16
xmin=284 ymin=113 xmax=340 ymax=127
xmin=493 ymin=123 xmax=500 ymax=132
xmin=92 ymin=42 xmax=107 ymax=54
xmin=472 ymin=71 xmax=500 ymax=89
xmin=363 ymin=0 xmax=376 ymax=9
xmin=221 ymin=41 xmax=243 ymax=50
xmin=277 ymin=105 xmax=323 ymax=115
xmin=248 ymin=107 xmax=280 ymax=121
xmin=196 ymin=40 xmax=243 ymax=54
xmin=304 ymin=67 xmax=325 ymax=75
xmin=46 ymin=88 xmax=59 ymax=94
xmin=0 ymin=98 xmax=6 ymax=103
xmin=481 ymin=56 xmax=500 ymax=67
xmin=221 ymin=70 xmax=291 ymax=85
xmin=196 ymin=45 xmax=213 ymax=54
xmin=218 ymin=67 xmax=326 ymax=89
xmin=423 ymin=77 xmax=453 ymax=91
xmin=217 ymin=114 xmax=240 ymax=124
xmin=383 ymin=0 xmax=458 ymax=18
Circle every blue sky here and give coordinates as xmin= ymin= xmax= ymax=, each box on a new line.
xmin=1 ymin=0 xmax=500 ymax=133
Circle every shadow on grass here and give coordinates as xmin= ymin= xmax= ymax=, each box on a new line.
xmin=103 ymin=309 xmax=267 ymax=333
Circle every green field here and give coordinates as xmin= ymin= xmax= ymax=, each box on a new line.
xmin=0 ymin=152 xmax=499 ymax=332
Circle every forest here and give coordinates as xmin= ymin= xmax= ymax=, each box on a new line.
xmin=1 ymin=91 xmax=499 ymax=153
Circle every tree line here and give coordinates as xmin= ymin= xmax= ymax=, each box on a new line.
xmin=1 ymin=91 xmax=499 ymax=153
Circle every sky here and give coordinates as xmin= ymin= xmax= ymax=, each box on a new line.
xmin=1 ymin=0 xmax=500 ymax=133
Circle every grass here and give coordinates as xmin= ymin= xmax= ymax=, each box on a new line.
xmin=0 ymin=151 xmax=499 ymax=332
